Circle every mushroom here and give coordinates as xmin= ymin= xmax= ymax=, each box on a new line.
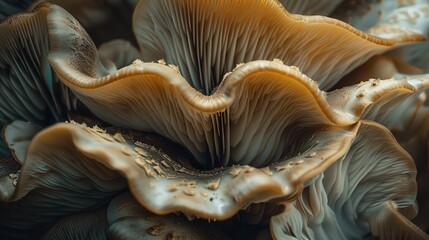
xmin=0 ymin=0 xmax=428 ymax=239
xmin=132 ymin=0 xmax=424 ymax=92
xmin=106 ymin=192 xmax=231 ymax=239
xmin=47 ymin=1 xmax=427 ymax=168
xmin=0 ymin=116 xmax=419 ymax=239
xmin=332 ymin=0 xmax=429 ymax=73
xmin=39 ymin=0 xmax=137 ymax=46
xmin=0 ymin=3 xmax=73 ymax=155
xmin=271 ymin=121 xmax=425 ymax=239
xmin=43 ymin=208 xmax=109 ymax=240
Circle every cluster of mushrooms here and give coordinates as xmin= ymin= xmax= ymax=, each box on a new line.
xmin=1 ymin=0 xmax=429 ymax=239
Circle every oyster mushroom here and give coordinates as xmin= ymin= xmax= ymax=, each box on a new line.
xmin=0 ymin=3 xmax=74 ymax=154
xmin=106 ymin=192 xmax=230 ymax=240
xmin=47 ymin=0 xmax=428 ymax=168
xmin=43 ymin=208 xmax=109 ymax=240
xmin=132 ymin=0 xmax=424 ymax=92
xmin=0 ymin=118 xmax=419 ymax=239
xmin=332 ymin=0 xmax=429 ymax=72
xmin=0 ymin=0 xmax=428 ymax=239
xmin=271 ymin=121 xmax=425 ymax=239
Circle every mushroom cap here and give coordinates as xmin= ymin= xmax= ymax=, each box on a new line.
xmin=0 ymin=3 xmax=72 ymax=154
xmin=2 ymin=120 xmax=43 ymax=165
xmin=0 ymin=3 xmax=66 ymax=126
xmin=0 ymin=118 xmax=421 ymax=239
xmin=133 ymin=0 xmax=424 ymax=92
xmin=107 ymin=192 xmax=230 ymax=240
xmin=46 ymin=2 xmax=429 ymax=168
xmin=271 ymin=121 xmax=423 ymax=239
xmin=332 ymin=0 xmax=429 ymax=72
xmin=0 ymin=121 xmax=357 ymax=220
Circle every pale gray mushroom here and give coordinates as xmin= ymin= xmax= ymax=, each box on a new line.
xmin=271 ymin=121 xmax=426 ymax=240
xmin=0 ymin=3 xmax=74 ymax=154
xmin=332 ymin=0 xmax=429 ymax=72
xmin=43 ymin=208 xmax=109 ymax=240
xmin=106 ymin=192 xmax=230 ymax=240
xmin=3 ymin=120 xmax=43 ymax=164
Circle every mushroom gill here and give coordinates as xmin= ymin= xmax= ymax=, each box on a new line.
xmin=0 ymin=115 xmax=423 ymax=238
xmin=332 ymin=0 xmax=429 ymax=73
xmin=0 ymin=0 xmax=428 ymax=239
xmin=0 ymin=3 xmax=74 ymax=154
xmin=271 ymin=121 xmax=423 ymax=240
xmin=132 ymin=0 xmax=424 ymax=92
xmin=46 ymin=2 xmax=429 ymax=168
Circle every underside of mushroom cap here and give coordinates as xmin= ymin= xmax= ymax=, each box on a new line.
xmin=0 ymin=3 xmax=66 ymax=126
xmin=271 ymin=120 xmax=423 ymax=240
xmin=0 ymin=118 xmax=419 ymax=239
xmin=2 ymin=121 xmax=43 ymax=165
xmin=0 ymin=121 xmax=357 ymax=222
xmin=332 ymin=0 xmax=429 ymax=73
xmin=133 ymin=0 xmax=425 ymax=92
xmin=42 ymin=208 xmax=108 ymax=240
xmin=47 ymin=2 xmax=429 ymax=168
xmin=0 ymin=3 xmax=75 ymax=155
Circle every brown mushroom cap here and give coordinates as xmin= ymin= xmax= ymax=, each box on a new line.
xmin=0 ymin=121 xmax=358 ymax=220
xmin=46 ymin=2 xmax=429 ymax=168
xmin=133 ymin=0 xmax=424 ymax=92
xmin=0 ymin=120 xmax=415 ymax=239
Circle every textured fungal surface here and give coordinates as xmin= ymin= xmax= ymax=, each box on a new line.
xmin=0 ymin=0 xmax=429 ymax=239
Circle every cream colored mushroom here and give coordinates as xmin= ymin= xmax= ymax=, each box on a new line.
xmin=133 ymin=0 xmax=424 ymax=92
xmin=0 ymin=1 xmax=428 ymax=239
xmin=106 ymin=192 xmax=230 ymax=239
